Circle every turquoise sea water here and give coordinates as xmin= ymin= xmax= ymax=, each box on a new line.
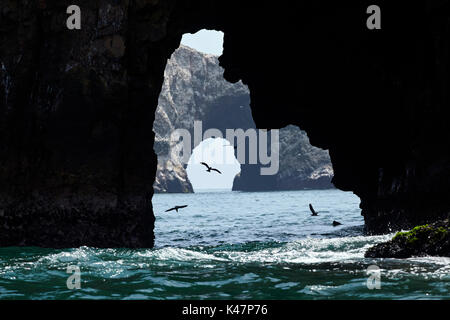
xmin=0 ymin=189 xmax=448 ymax=299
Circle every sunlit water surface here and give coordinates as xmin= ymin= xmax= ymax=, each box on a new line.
xmin=0 ymin=190 xmax=448 ymax=299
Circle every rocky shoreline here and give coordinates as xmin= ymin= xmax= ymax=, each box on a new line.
xmin=365 ymin=219 xmax=450 ymax=258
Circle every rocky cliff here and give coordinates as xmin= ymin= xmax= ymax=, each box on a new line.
xmin=152 ymin=45 xmax=248 ymax=193
xmin=153 ymin=45 xmax=333 ymax=192
xmin=1 ymin=1 xmax=450 ymax=247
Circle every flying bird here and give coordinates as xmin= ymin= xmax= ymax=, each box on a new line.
xmin=165 ymin=205 xmax=188 ymax=213
xmin=200 ymin=162 xmax=222 ymax=174
xmin=309 ymin=203 xmax=319 ymax=216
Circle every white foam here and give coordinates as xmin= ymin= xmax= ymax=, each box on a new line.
xmin=136 ymin=247 xmax=228 ymax=262
xmin=217 ymin=235 xmax=393 ymax=264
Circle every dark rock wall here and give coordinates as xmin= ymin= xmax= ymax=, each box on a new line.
xmin=217 ymin=1 xmax=450 ymax=233
xmin=0 ymin=0 xmax=173 ymax=247
xmin=1 ymin=0 xmax=449 ymax=247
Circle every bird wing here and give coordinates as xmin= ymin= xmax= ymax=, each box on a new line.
xmin=165 ymin=207 xmax=176 ymax=212
xmin=200 ymin=162 xmax=210 ymax=169
xmin=212 ymin=168 xmax=222 ymax=174
xmin=309 ymin=204 xmax=316 ymax=214
xmin=177 ymin=205 xmax=188 ymax=209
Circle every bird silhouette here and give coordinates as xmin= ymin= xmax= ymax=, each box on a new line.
xmin=332 ymin=221 xmax=342 ymax=226
xmin=200 ymin=162 xmax=222 ymax=174
xmin=165 ymin=205 xmax=188 ymax=213
xmin=309 ymin=203 xmax=319 ymax=216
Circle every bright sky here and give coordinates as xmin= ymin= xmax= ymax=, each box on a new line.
xmin=186 ymin=138 xmax=241 ymax=192
xmin=181 ymin=29 xmax=224 ymax=56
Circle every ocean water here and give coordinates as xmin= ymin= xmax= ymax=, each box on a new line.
xmin=0 ymin=189 xmax=448 ymax=300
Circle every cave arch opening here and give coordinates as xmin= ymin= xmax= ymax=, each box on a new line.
xmin=186 ymin=137 xmax=241 ymax=192
xmin=152 ymin=29 xmax=253 ymax=193
xmin=152 ymin=27 xmax=340 ymax=195
xmin=181 ymin=29 xmax=224 ymax=56
xmin=151 ymin=28 xmax=362 ymax=248
xmin=152 ymin=28 xmax=337 ymax=194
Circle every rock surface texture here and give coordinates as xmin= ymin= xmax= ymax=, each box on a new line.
xmin=365 ymin=219 xmax=450 ymax=258
xmin=153 ymin=46 xmax=333 ymax=193
xmin=152 ymin=44 xmax=248 ymax=193
xmin=1 ymin=1 xmax=450 ymax=247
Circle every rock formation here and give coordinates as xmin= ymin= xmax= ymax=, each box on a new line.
xmin=152 ymin=44 xmax=248 ymax=192
xmin=365 ymin=219 xmax=450 ymax=258
xmin=153 ymin=45 xmax=333 ymax=193
xmin=1 ymin=1 xmax=450 ymax=247
xmin=233 ymin=125 xmax=333 ymax=191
